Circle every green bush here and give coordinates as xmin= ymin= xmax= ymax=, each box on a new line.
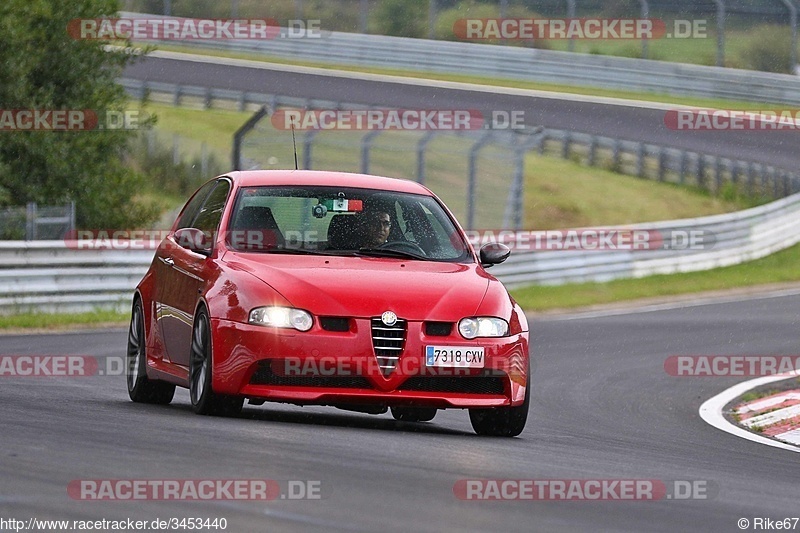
xmin=737 ymin=24 xmax=794 ymax=74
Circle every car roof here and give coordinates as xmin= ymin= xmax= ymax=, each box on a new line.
xmin=227 ymin=170 xmax=433 ymax=195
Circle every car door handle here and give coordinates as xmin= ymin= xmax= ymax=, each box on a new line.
xmin=160 ymin=257 xmax=175 ymax=267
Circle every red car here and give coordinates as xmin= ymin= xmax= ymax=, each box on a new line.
xmin=126 ymin=170 xmax=530 ymax=436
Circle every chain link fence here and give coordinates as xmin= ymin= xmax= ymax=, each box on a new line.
xmin=237 ymin=102 xmax=532 ymax=230
xmin=0 ymin=203 xmax=75 ymax=241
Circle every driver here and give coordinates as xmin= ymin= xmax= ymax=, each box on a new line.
xmin=360 ymin=209 xmax=391 ymax=248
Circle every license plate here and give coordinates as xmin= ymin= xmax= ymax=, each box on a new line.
xmin=425 ymin=346 xmax=485 ymax=368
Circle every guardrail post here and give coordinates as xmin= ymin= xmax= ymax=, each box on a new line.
xmin=636 ymin=142 xmax=645 ymax=177
xmin=303 ymin=130 xmax=318 ymax=170
xmin=778 ymin=0 xmax=798 ymax=72
xmin=429 ymin=0 xmax=438 ymax=39
xmin=587 ymin=136 xmax=597 ymax=166
xmin=203 ymin=88 xmax=212 ymax=110
xmin=713 ymin=1 xmax=726 ymax=67
xmin=360 ymin=0 xmax=368 ymax=34
xmin=657 ymin=148 xmax=666 ymax=181
xmin=769 ymin=167 xmax=777 ymax=198
xmin=25 ymin=202 xmax=37 ymax=241
xmin=566 ymin=0 xmax=576 ymax=52
xmin=237 ymin=91 xmax=246 ymax=112
xmin=638 ymin=0 xmax=649 ymax=58
xmin=561 ymin=132 xmax=571 ymax=159
xmin=611 ymin=139 xmax=621 ymax=172
xmin=173 ymin=85 xmax=181 ymax=107
xmin=696 ymin=154 xmax=706 ymax=190
xmin=679 ymin=151 xmax=687 ymax=184
xmin=360 ymin=130 xmax=382 ymax=174
xmin=68 ymin=201 xmax=76 ymax=236
xmin=714 ymin=157 xmax=722 ymax=194
xmin=747 ymin=162 xmax=755 ymax=196
xmin=467 ymin=131 xmax=493 ymax=230
xmin=783 ymin=171 xmax=790 ymax=197
xmin=762 ymin=166 xmax=770 ymax=197
xmin=416 ymin=131 xmax=437 ymax=184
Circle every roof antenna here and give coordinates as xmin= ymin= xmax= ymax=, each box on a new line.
xmin=291 ymin=123 xmax=299 ymax=170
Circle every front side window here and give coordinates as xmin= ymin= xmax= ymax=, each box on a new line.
xmin=191 ymin=180 xmax=231 ymax=234
xmin=226 ymin=186 xmax=472 ymax=262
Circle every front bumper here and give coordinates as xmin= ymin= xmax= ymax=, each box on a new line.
xmin=210 ymin=317 xmax=529 ymax=409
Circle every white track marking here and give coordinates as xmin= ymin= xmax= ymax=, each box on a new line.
xmin=699 ymin=372 xmax=800 ymax=454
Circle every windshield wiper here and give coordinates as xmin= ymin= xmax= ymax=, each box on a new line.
xmin=355 ymin=247 xmax=430 ymax=261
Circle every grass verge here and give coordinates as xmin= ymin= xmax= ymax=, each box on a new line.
xmin=0 ymin=311 xmax=128 ymax=331
xmin=511 ymin=241 xmax=800 ymax=312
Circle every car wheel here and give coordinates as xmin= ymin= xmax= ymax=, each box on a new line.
xmin=390 ymin=407 xmax=437 ymax=422
xmin=189 ymin=308 xmax=244 ymax=417
xmin=469 ymin=373 xmax=529 ymax=437
xmin=127 ymin=299 xmax=175 ymax=404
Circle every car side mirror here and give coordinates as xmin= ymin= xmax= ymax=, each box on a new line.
xmin=479 ymin=242 xmax=511 ymax=267
xmin=174 ymin=228 xmax=212 ymax=256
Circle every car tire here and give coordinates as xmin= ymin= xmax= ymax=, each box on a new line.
xmin=189 ymin=308 xmax=244 ymax=417
xmin=468 ymin=372 xmax=529 ymax=437
xmin=127 ymin=299 xmax=175 ymax=405
xmin=390 ymin=407 xmax=437 ymax=422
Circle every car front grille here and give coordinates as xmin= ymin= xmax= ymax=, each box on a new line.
xmin=398 ymin=374 xmax=506 ymax=395
xmin=371 ymin=317 xmax=406 ymax=376
xmin=249 ymin=362 xmax=372 ymax=389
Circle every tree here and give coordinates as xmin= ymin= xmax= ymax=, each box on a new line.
xmin=0 ymin=0 xmax=158 ymax=228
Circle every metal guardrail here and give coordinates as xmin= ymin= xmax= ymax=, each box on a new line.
xmin=2 ymin=189 xmax=800 ymax=312
xmin=492 ymin=191 xmax=800 ymax=288
xmin=120 ymin=10 xmax=800 ymax=106
xmin=0 ymin=242 xmax=153 ymax=314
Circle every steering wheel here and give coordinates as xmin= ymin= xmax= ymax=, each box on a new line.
xmin=377 ymin=240 xmax=427 ymax=257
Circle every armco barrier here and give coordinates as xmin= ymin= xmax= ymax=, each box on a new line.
xmin=119 ymin=11 xmax=800 ymax=106
xmin=2 ymin=191 xmax=800 ymax=313
xmin=0 ymin=242 xmax=153 ymax=314
xmin=491 ymin=191 xmax=800 ymax=288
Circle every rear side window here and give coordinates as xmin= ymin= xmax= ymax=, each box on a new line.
xmin=192 ymin=180 xmax=231 ymax=234
xmin=176 ymin=180 xmax=217 ymax=229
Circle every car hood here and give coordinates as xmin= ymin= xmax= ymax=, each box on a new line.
xmin=223 ymin=252 xmax=489 ymax=321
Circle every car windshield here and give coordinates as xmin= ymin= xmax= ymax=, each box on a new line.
xmin=226 ymin=185 xmax=473 ymax=262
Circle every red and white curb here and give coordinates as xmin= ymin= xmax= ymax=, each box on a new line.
xmin=736 ymin=392 xmax=800 ymax=444
xmin=699 ymin=371 xmax=800 ymax=453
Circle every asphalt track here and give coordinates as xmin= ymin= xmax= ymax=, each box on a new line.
xmin=2 ymin=293 xmax=800 ymax=532
xmin=124 ymin=52 xmax=800 ymax=170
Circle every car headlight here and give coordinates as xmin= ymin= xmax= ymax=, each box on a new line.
xmin=249 ymin=306 xmax=313 ymax=332
xmin=458 ymin=317 xmax=509 ymax=339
